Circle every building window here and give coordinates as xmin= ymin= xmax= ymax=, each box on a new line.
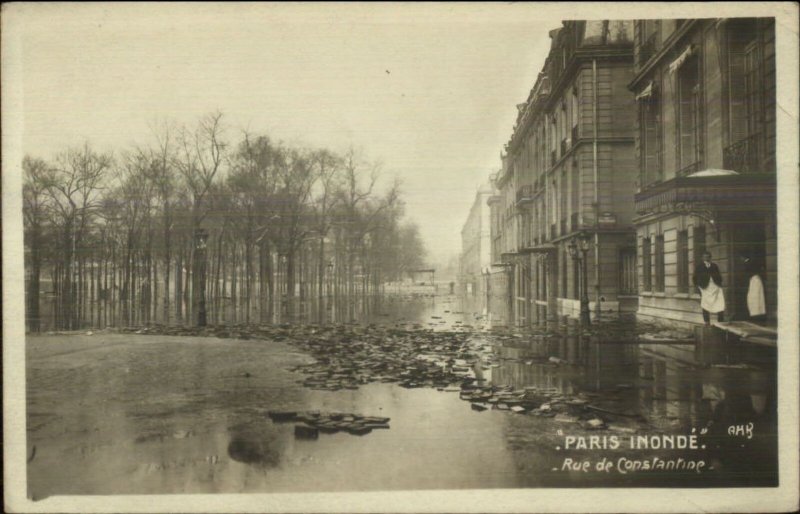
xmin=642 ymin=236 xmax=652 ymax=291
xmin=677 ymin=230 xmax=689 ymax=293
xmin=693 ymin=224 xmax=706 ymax=267
xmin=570 ymin=160 xmax=580 ymax=229
xmin=677 ymin=53 xmax=702 ymax=175
xmin=542 ymin=259 xmax=548 ymax=298
xmin=724 ymin=19 xmax=762 ymax=173
xmin=639 ymin=20 xmax=660 ymax=66
xmin=560 ymin=169 xmax=568 ymax=233
xmin=655 ymin=235 xmax=665 ymax=292
xmin=571 ymin=87 xmax=579 ymax=142
xmin=639 ymin=85 xmax=661 ymax=187
xmin=620 ymin=248 xmax=638 ymax=295
xmin=561 ymin=100 xmax=568 ymax=153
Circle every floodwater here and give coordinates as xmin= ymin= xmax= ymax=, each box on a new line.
xmin=26 ymin=293 xmax=777 ymax=498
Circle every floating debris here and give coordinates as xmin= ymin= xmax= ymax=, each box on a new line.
xmin=272 ymin=410 xmax=391 ymax=438
xmin=267 ymin=410 xmax=298 ymax=422
xmin=118 ymin=323 xmax=651 ymax=430
xmin=294 ymin=424 xmax=319 ymax=439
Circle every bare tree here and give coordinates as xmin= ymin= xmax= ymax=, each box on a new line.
xmin=22 ymin=156 xmax=52 ymax=331
xmin=146 ymin=121 xmax=178 ymax=323
xmin=309 ymin=149 xmax=344 ymax=308
xmin=175 ymin=112 xmax=227 ymax=325
xmin=21 ymin=115 xmax=428 ymax=329
xmin=41 ymin=143 xmax=112 ymax=329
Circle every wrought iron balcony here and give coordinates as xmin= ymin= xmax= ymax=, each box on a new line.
xmin=723 ymin=134 xmax=763 ymax=173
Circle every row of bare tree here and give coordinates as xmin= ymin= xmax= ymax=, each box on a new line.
xmin=22 ymin=112 xmax=428 ymax=331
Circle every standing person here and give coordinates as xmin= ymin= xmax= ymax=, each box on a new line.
xmin=694 ymin=251 xmax=725 ymax=325
xmin=743 ymin=256 xmax=767 ymax=324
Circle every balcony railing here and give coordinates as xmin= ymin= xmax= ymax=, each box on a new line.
xmin=570 ymin=212 xmax=579 ymax=231
xmin=723 ymin=134 xmax=763 ymax=173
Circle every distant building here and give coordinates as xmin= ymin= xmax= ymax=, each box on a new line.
xmin=630 ymin=18 xmax=777 ymax=326
xmin=487 ymin=161 xmax=516 ymax=325
xmin=459 ymin=181 xmax=495 ymax=311
xmin=491 ymin=20 xmax=639 ymax=326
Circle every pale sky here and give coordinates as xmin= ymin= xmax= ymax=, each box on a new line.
xmin=5 ymin=2 xmax=793 ymax=266
xmin=8 ymin=3 xmax=558 ymax=266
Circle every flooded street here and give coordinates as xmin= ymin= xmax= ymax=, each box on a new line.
xmin=26 ymin=294 xmax=777 ymax=499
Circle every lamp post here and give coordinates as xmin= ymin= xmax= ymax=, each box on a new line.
xmin=578 ymin=232 xmax=591 ymax=326
xmin=193 ymin=228 xmax=209 ymax=327
xmin=568 ymin=233 xmax=591 ymax=326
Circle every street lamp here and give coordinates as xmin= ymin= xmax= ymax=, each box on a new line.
xmin=194 ymin=228 xmax=209 ymax=327
xmin=568 ymin=233 xmax=591 ymax=326
xmin=578 ymin=232 xmax=591 ymax=326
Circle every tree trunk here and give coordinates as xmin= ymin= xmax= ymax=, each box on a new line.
xmin=175 ymin=250 xmax=183 ymax=323
xmin=245 ymin=241 xmax=252 ymax=324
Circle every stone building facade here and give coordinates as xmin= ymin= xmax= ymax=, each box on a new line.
xmin=490 ymin=20 xmax=640 ymax=326
xmin=630 ymin=18 xmax=777 ymax=326
xmin=458 ymin=181 xmax=496 ymax=312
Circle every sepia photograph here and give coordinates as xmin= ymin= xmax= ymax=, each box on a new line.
xmin=2 ymin=2 xmax=798 ymax=513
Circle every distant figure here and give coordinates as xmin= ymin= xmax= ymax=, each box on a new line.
xmin=743 ymin=256 xmax=767 ymax=324
xmin=449 ymin=281 xmax=455 ymax=294
xmin=694 ymin=251 xmax=725 ymax=325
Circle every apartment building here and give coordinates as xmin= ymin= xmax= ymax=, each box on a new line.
xmin=630 ymin=18 xmax=777 ymax=326
xmin=492 ymin=20 xmax=639 ymax=326
xmin=459 ymin=181 xmax=496 ymax=311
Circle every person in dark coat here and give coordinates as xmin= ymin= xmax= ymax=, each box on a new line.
xmin=694 ymin=251 xmax=725 ymax=324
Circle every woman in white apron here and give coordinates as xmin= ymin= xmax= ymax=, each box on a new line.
xmin=694 ymin=252 xmax=725 ymax=325
xmin=744 ymin=257 xmax=767 ymax=324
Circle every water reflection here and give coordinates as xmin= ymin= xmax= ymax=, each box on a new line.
xmin=227 ymin=435 xmax=281 ymax=467
xmin=26 ymin=292 xmax=778 ymax=496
